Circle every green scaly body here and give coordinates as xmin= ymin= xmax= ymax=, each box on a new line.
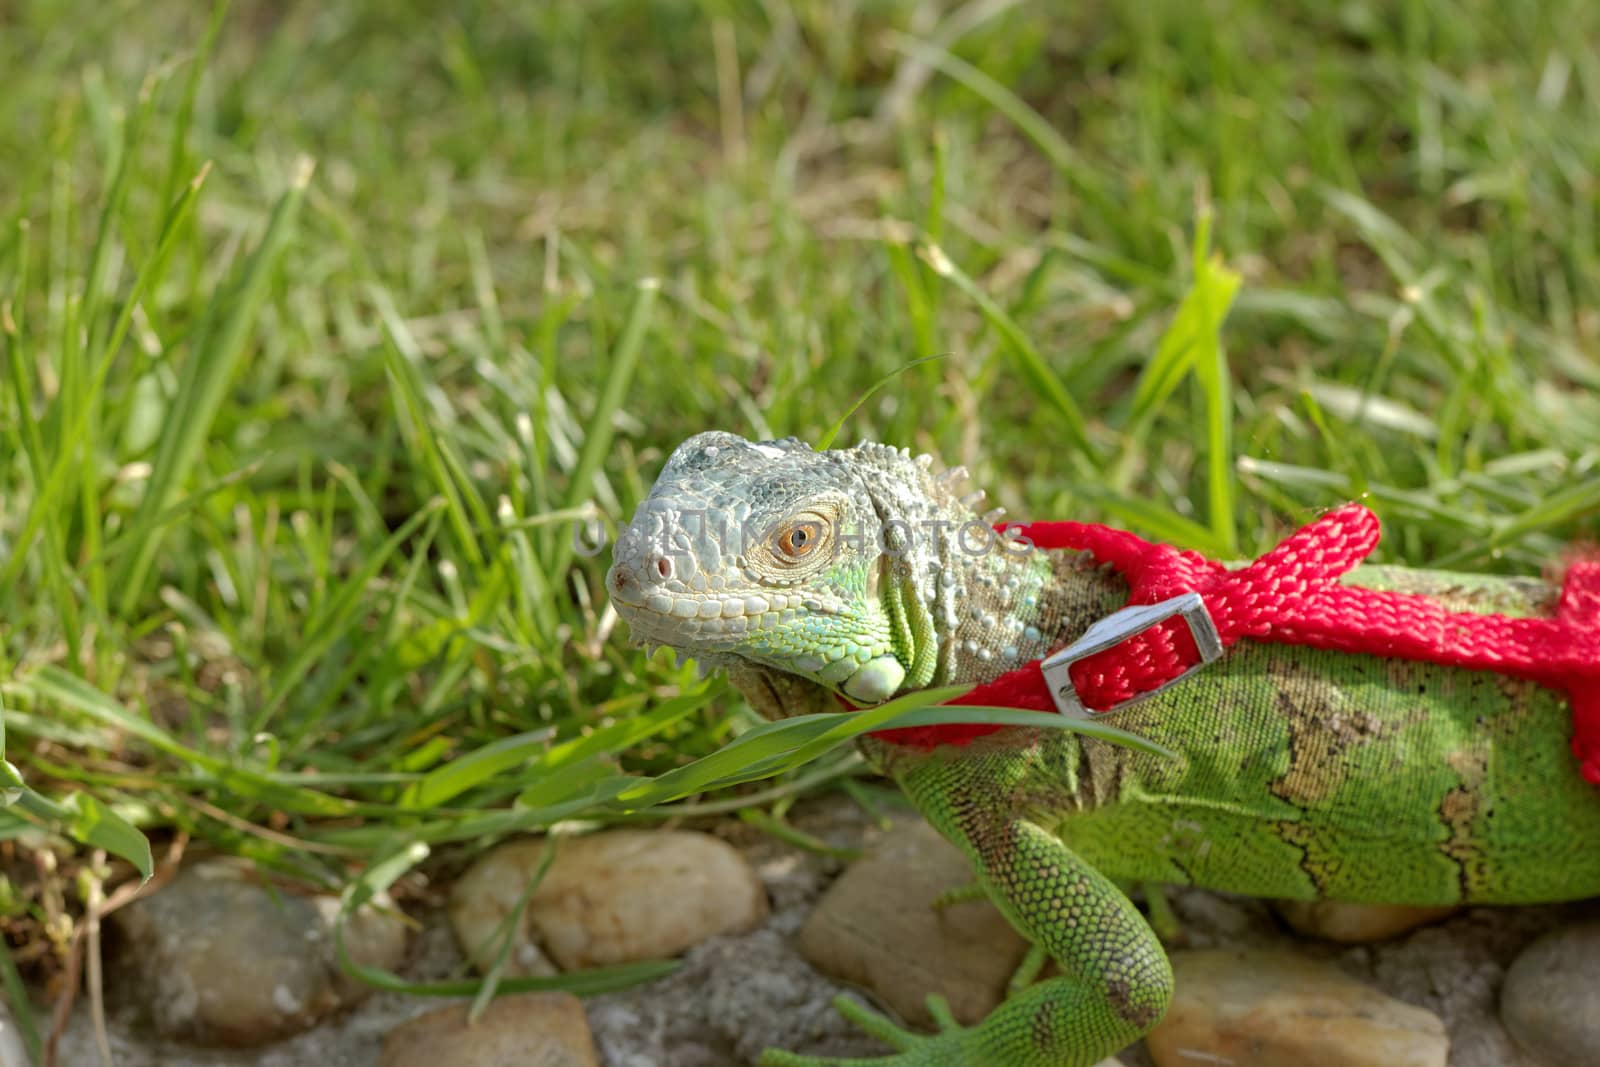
xmin=606 ymin=433 xmax=1600 ymax=1066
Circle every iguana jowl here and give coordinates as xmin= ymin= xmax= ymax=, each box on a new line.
xmin=605 ymin=431 xmax=1600 ymax=1067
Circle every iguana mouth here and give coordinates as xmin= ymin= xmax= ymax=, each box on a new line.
xmin=613 ymin=587 xmax=815 ymax=626
xmin=607 ymin=563 xmax=846 ymax=646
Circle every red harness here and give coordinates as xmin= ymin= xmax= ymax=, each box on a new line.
xmin=871 ymin=502 xmax=1600 ymax=787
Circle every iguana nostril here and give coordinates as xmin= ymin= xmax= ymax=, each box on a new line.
xmin=654 ymin=555 xmax=673 ymax=579
xmin=610 ymin=563 xmax=634 ymax=594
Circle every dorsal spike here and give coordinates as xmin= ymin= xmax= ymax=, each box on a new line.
xmin=854 ymin=441 xmax=900 ymax=462
xmin=936 ymin=465 xmax=969 ymax=486
xmin=915 ymin=453 xmax=935 ymax=470
xmin=981 ymin=507 xmax=1006 ymax=524
xmin=959 ymin=489 xmax=986 ymax=508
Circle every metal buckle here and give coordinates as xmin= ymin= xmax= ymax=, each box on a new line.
xmin=1040 ymin=592 xmax=1223 ymax=718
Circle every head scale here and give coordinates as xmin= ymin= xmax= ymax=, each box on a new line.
xmin=606 ymin=431 xmax=984 ymax=704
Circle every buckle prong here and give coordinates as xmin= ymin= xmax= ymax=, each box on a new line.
xmin=1040 ymin=592 xmax=1222 ymax=719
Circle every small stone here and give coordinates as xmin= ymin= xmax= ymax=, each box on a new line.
xmin=1275 ymin=900 xmax=1458 ymax=943
xmin=379 ymin=992 xmax=597 ymax=1067
xmin=109 ymin=860 xmax=408 ymax=1046
xmin=1148 ymin=949 xmax=1448 ymax=1067
xmin=450 ymin=830 xmax=768 ymax=973
xmin=796 ymin=819 xmax=1030 ymax=1029
xmin=1500 ymin=920 xmax=1600 ymax=1067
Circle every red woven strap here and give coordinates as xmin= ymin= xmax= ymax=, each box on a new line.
xmin=876 ymin=504 xmax=1600 ymax=786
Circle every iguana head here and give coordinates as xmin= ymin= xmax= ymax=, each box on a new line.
xmin=606 ymin=431 xmax=994 ymax=704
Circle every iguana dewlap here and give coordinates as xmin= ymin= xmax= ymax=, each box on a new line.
xmin=606 ymin=432 xmax=1600 ymax=1067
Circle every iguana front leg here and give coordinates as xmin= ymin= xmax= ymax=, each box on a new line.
xmin=766 ymin=742 xmax=1171 ymax=1066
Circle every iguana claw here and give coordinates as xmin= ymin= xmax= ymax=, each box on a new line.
xmin=928 ymin=881 xmax=988 ymax=910
xmin=758 ymin=994 xmax=970 ymax=1066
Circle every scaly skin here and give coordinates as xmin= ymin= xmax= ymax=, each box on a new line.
xmin=606 ymin=432 xmax=1600 ymax=1066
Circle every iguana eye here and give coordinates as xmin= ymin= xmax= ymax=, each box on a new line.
xmin=756 ymin=505 xmax=839 ymax=573
xmin=772 ymin=516 xmax=827 ymax=562
xmin=777 ymin=523 xmax=816 ymax=558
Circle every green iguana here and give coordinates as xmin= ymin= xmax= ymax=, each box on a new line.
xmin=604 ymin=431 xmax=1600 ymax=1067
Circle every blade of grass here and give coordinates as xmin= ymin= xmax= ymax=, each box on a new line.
xmin=1074 ymin=489 xmax=1237 ymax=557
xmin=0 ymin=941 xmax=41 ymax=1065
xmin=16 ymin=667 xmax=357 ymax=817
xmin=159 ymin=0 xmax=229 ymax=211
xmin=114 ymin=157 xmax=316 ymax=614
xmin=0 ymin=762 xmax=152 ymax=881
xmin=0 ymin=162 xmax=211 ymax=603
xmin=1186 ymin=209 xmax=1242 ymax=555
xmin=399 ymin=728 xmax=556 ymax=810
xmin=885 ymin=32 xmax=1122 ymax=227
xmin=919 ymin=241 xmax=1098 ymax=462
xmin=610 ymin=691 xmax=1173 ymax=808
xmin=816 ymin=352 xmax=948 ymax=450
xmin=80 ymin=70 xmax=160 ymax=363
xmin=374 ymin=285 xmax=491 ymax=569
xmin=255 ymin=497 xmax=447 ymax=730
xmin=0 ymin=298 xmax=81 ymax=661
xmin=467 ymin=835 xmax=555 ymax=1023
xmin=0 ymin=652 xmax=51 ymax=1011
xmin=882 ymin=239 xmax=936 ymax=368
xmin=547 ymin=277 xmax=659 ymax=578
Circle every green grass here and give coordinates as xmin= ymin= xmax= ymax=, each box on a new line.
xmin=1 ymin=0 xmax=1599 ymax=1024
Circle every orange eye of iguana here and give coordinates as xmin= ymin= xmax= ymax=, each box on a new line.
xmin=777 ymin=524 xmax=816 ymax=558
